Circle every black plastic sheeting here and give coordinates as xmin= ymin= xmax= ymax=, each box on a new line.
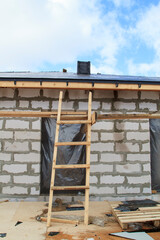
xmin=40 ymin=118 xmax=86 ymax=194
xmin=150 ymin=119 xmax=160 ymax=191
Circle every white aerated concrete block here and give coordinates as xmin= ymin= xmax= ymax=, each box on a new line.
xmin=92 ymin=121 xmax=114 ymax=131
xmin=14 ymin=153 xmax=40 ymax=163
xmin=116 ymin=142 xmax=139 ymax=152
xmin=101 ymin=132 xmax=124 ymax=141
xmin=116 ymin=163 xmax=141 ymax=173
xmin=139 ymin=102 xmax=157 ymax=111
xmin=18 ymin=89 xmax=40 ymax=98
xmin=90 ymin=186 xmax=115 ymax=195
xmin=0 ymin=89 xmax=14 ymax=98
xmin=91 ymin=142 xmax=114 ymax=152
xmin=143 ymin=188 xmax=151 ymax=194
xmin=0 ymin=101 xmax=16 ymax=109
xmin=43 ymin=89 xmax=62 ymax=98
xmin=116 ymin=121 xmax=139 ymax=131
xmin=102 ymin=102 xmax=112 ymax=111
xmin=0 ymin=175 xmax=11 ymax=183
xmin=19 ymin=101 xmax=29 ymax=108
xmin=100 ymin=175 xmax=125 ymax=184
xmin=118 ymin=91 xmax=138 ymax=99
xmin=117 ymin=186 xmax=140 ymax=194
xmin=140 ymin=122 xmax=149 ymax=130
xmin=31 ymin=101 xmax=49 ymax=109
xmin=126 ymin=132 xmax=149 ymax=141
xmin=15 ymin=131 xmax=41 ymax=140
xmin=5 ymin=120 xmax=29 ymax=129
xmin=0 ymin=153 xmax=11 ymax=161
xmin=69 ymin=90 xmax=88 ymax=99
xmin=0 ymin=120 xmax=3 ymax=129
xmin=32 ymin=119 xmax=41 ymax=130
xmin=101 ymin=153 xmax=124 ymax=162
xmin=114 ymin=102 xmax=136 ymax=110
xmin=127 ymin=176 xmax=151 ymax=184
xmin=90 ymin=164 xmax=113 ymax=173
xmin=90 ymin=154 xmax=98 ymax=162
xmin=31 ymin=164 xmax=40 ymax=173
xmin=2 ymin=186 xmax=28 ymax=194
xmin=14 ymin=175 xmax=40 ymax=184
xmin=3 ymin=164 xmax=27 ymax=173
xmin=143 ymin=163 xmax=151 ymax=172
xmin=30 ymin=187 xmax=40 ymax=195
xmin=142 ymin=142 xmax=150 ymax=152
xmin=62 ymin=101 xmax=74 ymax=110
xmin=79 ymin=101 xmax=100 ymax=110
xmin=141 ymin=91 xmax=159 ymax=100
xmin=91 ymin=132 xmax=99 ymax=142
xmin=31 ymin=142 xmax=41 ymax=152
xmin=90 ymin=176 xmax=98 ymax=184
xmin=4 ymin=142 xmax=29 ymax=152
xmin=94 ymin=90 xmax=114 ymax=99
xmin=127 ymin=153 xmax=150 ymax=162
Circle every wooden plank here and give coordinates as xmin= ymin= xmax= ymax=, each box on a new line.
xmin=117 ymin=211 xmax=160 ymax=217
xmin=0 ymin=111 xmax=87 ymax=118
xmin=84 ymin=91 xmax=92 ymax=226
xmin=2 ymin=80 xmax=160 ymax=91
xmin=55 ymin=141 xmax=90 ymax=146
xmin=41 ymin=217 xmax=78 ymax=225
xmin=57 ymin=120 xmax=91 ymax=124
xmin=54 ymin=164 xmax=90 ymax=169
xmin=51 ymin=186 xmax=89 ymax=190
xmin=2 ymin=111 xmax=160 ymax=120
xmin=98 ymin=113 xmax=160 ymax=120
xmin=120 ymin=215 xmax=160 ymax=223
xmin=47 ymin=91 xmax=63 ymax=228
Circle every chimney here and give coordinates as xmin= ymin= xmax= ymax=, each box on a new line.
xmin=77 ymin=61 xmax=90 ymax=74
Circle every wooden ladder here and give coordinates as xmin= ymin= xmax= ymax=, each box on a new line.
xmin=46 ymin=90 xmax=93 ymax=228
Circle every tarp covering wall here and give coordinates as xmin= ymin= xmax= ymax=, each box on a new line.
xmin=40 ymin=118 xmax=86 ymax=194
xmin=150 ymin=119 xmax=160 ymax=191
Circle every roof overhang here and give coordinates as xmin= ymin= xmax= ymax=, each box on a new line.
xmin=1 ymin=72 xmax=160 ymax=91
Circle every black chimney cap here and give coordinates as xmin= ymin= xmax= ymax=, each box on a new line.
xmin=77 ymin=61 xmax=90 ymax=75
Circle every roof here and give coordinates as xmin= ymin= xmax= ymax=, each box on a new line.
xmin=0 ymin=71 xmax=160 ymax=91
xmin=0 ymin=71 xmax=160 ymax=85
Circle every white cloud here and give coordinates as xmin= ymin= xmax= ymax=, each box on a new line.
xmin=112 ymin=0 xmax=135 ymax=8
xmin=0 ymin=0 xmax=126 ymax=72
xmin=127 ymin=2 xmax=160 ymax=76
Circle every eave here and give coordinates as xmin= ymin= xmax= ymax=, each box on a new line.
xmin=1 ymin=80 xmax=160 ymax=91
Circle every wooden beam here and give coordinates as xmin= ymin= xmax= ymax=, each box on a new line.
xmin=1 ymin=80 xmax=160 ymax=91
xmin=0 ymin=111 xmax=87 ymax=118
xmin=1 ymin=111 xmax=160 ymax=119
xmin=98 ymin=113 xmax=160 ymax=120
xmin=41 ymin=217 xmax=79 ymax=225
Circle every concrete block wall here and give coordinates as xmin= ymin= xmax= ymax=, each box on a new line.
xmin=0 ymin=88 xmax=159 ymax=200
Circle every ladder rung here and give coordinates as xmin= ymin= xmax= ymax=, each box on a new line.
xmin=54 ymin=164 xmax=90 ymax=169
xmin=57 ymin=120 xmax=91 ymax=124
xmin=51 ymin=186 xmax=89 ymax=190
xmin=55 ymin=141 xmax=90 ymax=146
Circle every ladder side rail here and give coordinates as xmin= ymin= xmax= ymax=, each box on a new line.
xmin=84 ymin=91 xmax=92 ymax=225
xmin=47 ymin=91 xmax=63 ymax=228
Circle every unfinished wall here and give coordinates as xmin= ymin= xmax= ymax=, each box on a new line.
xmin=0 ymin=88 xmax=158 ymax=201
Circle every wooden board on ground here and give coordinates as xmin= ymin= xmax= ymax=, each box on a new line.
xmin=110 ymin=201 xmax=160 ymax=230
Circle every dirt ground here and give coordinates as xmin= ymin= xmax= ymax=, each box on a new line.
xmin=0 ymin=201 xmax=160 ymax=240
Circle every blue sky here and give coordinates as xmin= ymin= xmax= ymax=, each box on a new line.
xmin=0 ymin=0 xmax=160 ymax=76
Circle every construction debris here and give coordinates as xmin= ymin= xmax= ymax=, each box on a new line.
xmin=109 ymin=231 xmax=154 ymax=240
xmin=0 ymin=233 xmax=6 ymax=238
xmin=110 ymin=200 xmax=160 ymax=230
